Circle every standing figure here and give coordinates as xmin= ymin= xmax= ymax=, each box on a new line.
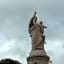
xmin=39 ymin=21 xmax=47 ymax=43
xmin=39 ymin=21 xmax=47 ymax=34
xmin=29 ymin=11 xmax=43 ymax=50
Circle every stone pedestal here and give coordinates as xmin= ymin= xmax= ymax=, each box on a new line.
xmin=27 ymin=49 xmax=49 ymax=64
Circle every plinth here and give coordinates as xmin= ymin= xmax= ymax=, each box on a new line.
xmin=27 ymin=49 xmax=49 ymax=64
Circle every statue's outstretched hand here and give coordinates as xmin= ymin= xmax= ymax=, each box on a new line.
xmin=33 ymin=11 xmax=37 ymax=17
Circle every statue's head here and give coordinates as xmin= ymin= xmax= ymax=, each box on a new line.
xmin=29 ymin=15 xmax=37 ymax=29
xmin=33 ymin=16 xmax=37 ymax=24
xmin=33 ymin=11 xmax=37 ymax=23
xmin=40 ymin=21 xmax=43 ymax=25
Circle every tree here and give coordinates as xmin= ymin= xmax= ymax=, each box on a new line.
xmin=0 ymin=58 xmax=21 ymax=64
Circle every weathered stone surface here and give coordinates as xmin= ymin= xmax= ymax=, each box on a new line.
xmin=29 ymin=50 xmax=47 ymax=57
xmin=27 ymin=11 xmax=50 ymax=64
xmin=27 ymin=55 xmax=49 ymax=64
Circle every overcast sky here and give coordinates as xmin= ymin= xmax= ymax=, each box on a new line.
xmin=0 ymin=0 xmax=64 ymax=64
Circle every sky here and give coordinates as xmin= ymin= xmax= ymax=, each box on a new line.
xmin=0 ymin=0 xmax=64 ymax=64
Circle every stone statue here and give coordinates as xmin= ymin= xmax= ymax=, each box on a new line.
xmin=39 ymin=21 xmax=47 ymax=43
xmin=27 ymin=12 xmax=50 ymax=64
xmin=29 ymin=11 xmax=47 ymax=50
xmin=39 ymin=21 xmax=47 ymax=34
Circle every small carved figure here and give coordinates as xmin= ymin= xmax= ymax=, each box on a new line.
xmin=39 ymin=21 xmax=47 ymax=34
xmin=39 ymin=21 xmax=47 ymax=43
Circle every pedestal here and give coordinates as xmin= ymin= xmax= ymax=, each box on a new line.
xmin=27 ymin=49 xmax=49 ymax=64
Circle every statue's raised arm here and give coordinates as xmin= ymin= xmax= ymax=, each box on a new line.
xmin=33 ymin=11 xmax=37 ymax=17
xmin=29 ymin=11 xmax=37 ymax=35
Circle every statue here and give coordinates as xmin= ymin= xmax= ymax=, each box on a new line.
xmin=39 ymin=21 xmax=47 ymax=34
xmin=39 ymin=21 xmax=47 ymax=43
xmin=29 ymin=11 xmax=47 ymax=50
xmin=27 ymin=11 xmax=50 ymax=64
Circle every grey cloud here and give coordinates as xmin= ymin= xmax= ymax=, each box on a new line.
xmin=0 ymin=39 xmax=30 ymax=64
xmin=45 ymin=40 xmax=64 ymax=64
xmin=0 ymin=0 xmax=64 ymax=64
